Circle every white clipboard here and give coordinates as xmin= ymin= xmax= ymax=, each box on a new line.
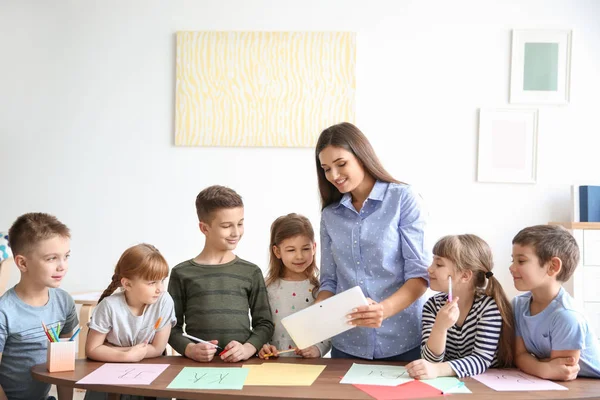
xmin=280 ymin=286 xmax=369 ymax=349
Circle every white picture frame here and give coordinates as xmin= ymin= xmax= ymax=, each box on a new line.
xmin=510 ymin=29 xmax=572 ymax=105
xmin=477 ymin=109 xmax=538 ymax=184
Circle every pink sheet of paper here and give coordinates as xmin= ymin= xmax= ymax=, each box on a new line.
xmin=471 ymin=369 xmax=568 ymax=391
xmin=353 ymin=380 xmax=444 ymax=400
xmin=76 ymin=363 xmax=170 ymax=385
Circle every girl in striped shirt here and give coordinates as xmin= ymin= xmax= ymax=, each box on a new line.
xmin=406 ymin=234 xmax=514 ymax=379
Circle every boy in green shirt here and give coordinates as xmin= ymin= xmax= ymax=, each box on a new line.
xmin=168 ymin=185 xmax=273 ymax=362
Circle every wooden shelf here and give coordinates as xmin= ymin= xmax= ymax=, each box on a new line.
xmin=549 ymin=222 xmax=600 ymax=230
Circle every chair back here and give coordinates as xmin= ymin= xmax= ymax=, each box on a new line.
xmin=0 ymin=232 xmax=12 ymax=295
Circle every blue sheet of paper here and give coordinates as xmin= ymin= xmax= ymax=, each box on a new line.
xmin=167 ymin=367 xmax=249 ymax=390
xmin=340 ymin=363 xmax=413 ymax=386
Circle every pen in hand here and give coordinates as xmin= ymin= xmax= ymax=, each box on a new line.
xmin=182 ymin=333 xmax=224 ymax=350
xmin=264 ymin=348 xmax=297 ymax=358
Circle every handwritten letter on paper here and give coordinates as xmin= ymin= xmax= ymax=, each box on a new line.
xmin=76 ymin=364 xmax=170 ymax=385
xmin=472 ymin=369 xmax=568 ymax=391
xmin=340 ymin=363 xmax=414 ymax=386
xmin=167 ymin=367 xmax=249 ymax=390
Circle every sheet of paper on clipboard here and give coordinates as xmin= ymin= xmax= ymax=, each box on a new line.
xmin=281 ymin=286 xmax=369 ymax=349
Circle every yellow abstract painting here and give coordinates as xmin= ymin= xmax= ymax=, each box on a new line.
xmin=175 ymin=31 xmax=356 ymax=147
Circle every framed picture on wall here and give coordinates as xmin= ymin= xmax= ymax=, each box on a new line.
xmin=174 ymin=31 xmax=356 ymax=147
xmin=477 ymin=109 xmax=538 ymax=184
xmin=509 ymin=29 xmax=572 ymax=105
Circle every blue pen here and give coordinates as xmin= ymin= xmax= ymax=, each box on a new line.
xmin=69 ymin=327 xmax=81 ymax=341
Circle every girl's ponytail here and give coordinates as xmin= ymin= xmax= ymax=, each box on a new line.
xmin=98 ymin=273 xmax=121 ymax=304
xmin=434 ymin=234 xmax=515 ymax=368
xmin=484 ymin=273 xmax=515 ymax=367
xmin=98 ymin=243 xmax=169 ymax=304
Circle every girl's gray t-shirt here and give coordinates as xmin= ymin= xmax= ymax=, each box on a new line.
xmin=85 ymin=291 xmax=175 ymax=400
xmin=87 ymin=291 xmax=176 ymax=346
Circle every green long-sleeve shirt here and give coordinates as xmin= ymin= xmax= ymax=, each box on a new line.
xmin=168 ymin=256 xmax=274 ymax=356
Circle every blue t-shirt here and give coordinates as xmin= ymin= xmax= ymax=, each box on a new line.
xmin=513 ymin=287 xmax=600 ymax=378
xmin=0 ymin=287 xmax=78 ymax=399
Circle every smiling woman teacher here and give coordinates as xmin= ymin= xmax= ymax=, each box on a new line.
xmin=315 ymin=122 xmax=431 ymax=361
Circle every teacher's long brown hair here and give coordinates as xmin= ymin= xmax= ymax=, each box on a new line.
xmin=315 ymin=122 xmax=401 ymax=210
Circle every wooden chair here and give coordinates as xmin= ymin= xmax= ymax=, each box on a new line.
xmin=0 ymin=257 xmax=13 ymax=295
xmin=70 ymin=292 xmax=102 ymax=359
xmin=0 ymin=232 xmax=13 ymax=296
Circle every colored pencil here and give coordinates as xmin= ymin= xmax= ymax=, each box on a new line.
xmin=41 ymin=323 xmax=54 ymax=342
xmin=42 ymin=322 xmax=57 ymax=342
xmin=50 ymin=326 xmax=59 ymax=342
xmin=69 ymin=327 xmax=81 ymax=341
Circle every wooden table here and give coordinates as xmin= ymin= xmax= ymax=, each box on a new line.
xmin=31 ymin=356 xmax=600 ymax=400
xmin=71 ymin=291 xmax=102 ymax=359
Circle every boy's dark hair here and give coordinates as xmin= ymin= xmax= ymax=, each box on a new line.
xmin=8 ymin=213 xmax=70 ymax=256
xmin=512 ymin=225 xmax=579 ymax=282
xmin=195 ymin=185 xmax=243 ymax=223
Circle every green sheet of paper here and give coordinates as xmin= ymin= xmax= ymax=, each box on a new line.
xmin=167 ymin=367 xmax=249 ymax=390
xmin=446 ymin=384 xmax=472 ymax=393
xmin=340 ymin=363 xmax=413 ymax=386
xmin=421 ymin=377 xmax=472 ymax=393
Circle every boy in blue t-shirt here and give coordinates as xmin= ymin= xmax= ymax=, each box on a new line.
xmin=510 ymin=225 xmax=600 ymax=380
xmin=0 ymin=213 xmax=79 ymax=400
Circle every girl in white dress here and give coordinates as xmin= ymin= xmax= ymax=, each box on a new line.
xmin=258 ymin=214 xmax=331 ymax=359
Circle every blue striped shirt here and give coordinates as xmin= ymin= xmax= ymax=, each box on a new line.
xmin=421 ymin=293 xmax=501 ymax=378
xmin=320 ymin=181 xmax=431 ymax=359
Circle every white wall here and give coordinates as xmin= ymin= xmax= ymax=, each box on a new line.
xmin=1 ymin=0 xmax=599 ymax=300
